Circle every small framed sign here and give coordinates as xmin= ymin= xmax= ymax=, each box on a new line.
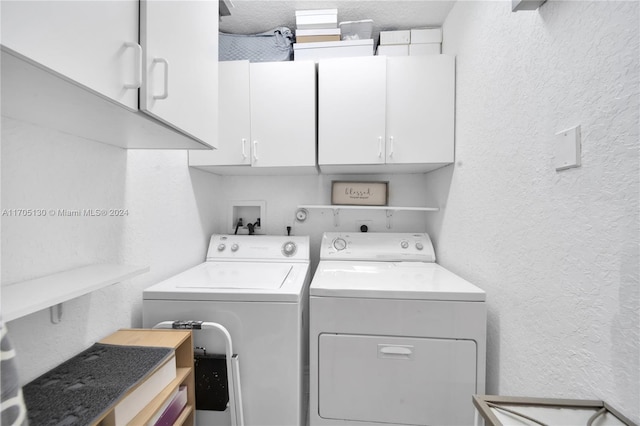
xmin=331 ymin=181 xmax=389 ymax=206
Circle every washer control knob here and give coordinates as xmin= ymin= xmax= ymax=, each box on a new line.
xmin=333 ymin=238 xmax=347 ymax=251
xmin=231 ymin=243 xmax=239 ymax=252
xmin=416 ymin=242 xmax=424 ymax=250
xmin=401 ymin=241 xmax=409 ymax=249
xmin=282 ymin=241 xmax=297 ymax=257
xmin=217 ymin=244 xmax=226 ymax=251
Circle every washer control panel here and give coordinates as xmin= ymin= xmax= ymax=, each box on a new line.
xmin=321 ymin=232 xmax=436 ymax=262
xmin=206 ymin=234 xmax=309 ymax=262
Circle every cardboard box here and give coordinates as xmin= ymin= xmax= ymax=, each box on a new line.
xmin=409 ymin=43 xmax=441 ymax=56
xmin=376 ymin=44 xmax=409 ymax=56
xmin=297 ymin=35 xmax=341 ymax=43
xmin=410 ymin=28 xmax=442 ymax=44
xmin=380 ymin=30 xmax=411 ymax=45
xmin=294 ymin=39 xmax=374 ymax=61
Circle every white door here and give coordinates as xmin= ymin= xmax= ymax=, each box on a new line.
xmin=319 ymin=333 xmax=477 ymax=425
xmin=386 ymin=56 xmax=455 ymax=164
xmin=1 ymin=0 xmax=139 ymax=110
xmin=189 ymin=61 xmax=251 ymax=167
xmin=249 ymin=61 xmax=316 ymax=168
xmin=318 ymin=56 xmax=387 ymax=166
xmin=140 ymin=0 xmax=218 ymax=148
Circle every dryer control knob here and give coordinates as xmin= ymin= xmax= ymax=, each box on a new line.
xmin=217 ymin=244 xmax=226 ymax=251
xmin=416 ymin=242 xmax=424 ymax=250
xmin=333 ymin=238 xmax=347 ymax=251
xmin=231 ymin=243 xmax=239 ymax=252
xmin=282 ymin=242 xmax=297 ymax=257
xmin=401 ymin=241 xmax=409 ymax=249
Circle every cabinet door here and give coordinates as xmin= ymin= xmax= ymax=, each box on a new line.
xmin=189 ymin=61 xmax=251 ymax=167
xmin=386 ymin=56 xmax=455 ymax=164
xmin=140 ymin=0 xmax=218 ymax=148
xmin=1 ymin=0 xmax=139 ymax=110
xmin=318 ymin=57 xmax=387 ymax=166
xmin=249 ymin=61 xmax=316 ymax=168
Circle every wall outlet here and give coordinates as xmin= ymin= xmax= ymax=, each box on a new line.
xmin=555 ymin=125 xmax=581 ymax=171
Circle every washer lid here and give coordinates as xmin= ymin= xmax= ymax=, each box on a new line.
xmin=143 ymin=261 xmax=309 ymax=302
xmin=176 ymin=262 xmax=292 ymax=289
xmin=310 ymin=261 xmax=485 ymax=302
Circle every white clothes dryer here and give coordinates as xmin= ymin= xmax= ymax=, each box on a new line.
xmin=309 ymin=232 xmax=486 ymax=426
xmin=143 ymin=234 xmax=310 ymax=426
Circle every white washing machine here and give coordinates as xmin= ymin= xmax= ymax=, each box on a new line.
xmin=309 ymin=232 xmax=487 ymax=426
xmin=143 ymin=234 xmax=310 ymax=426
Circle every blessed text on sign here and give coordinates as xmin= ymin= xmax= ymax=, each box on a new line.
xmin=331 ymin=181 xmax=388 ymax=206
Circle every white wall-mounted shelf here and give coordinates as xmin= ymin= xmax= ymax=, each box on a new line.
xmin=1 ymin=264 xmax=149 ymax=323
xmin=298 ymin=205 xmax=439 ymax=212
xmin=296 ymin=204 xmax=439 ymax=227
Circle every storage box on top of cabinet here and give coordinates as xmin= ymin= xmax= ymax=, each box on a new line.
xmin=294 ymin=39 xmax=374 ymax=61
xmin=380 ymin=30 xmax=411 ymax=45
xmin=410 ymin=28 xmax=443 ymax=43
xmin=295 ymin=9 xmax=338 ymax=30
xmin=409 ymin=43 xmax=441 ymax=55
xmin=377 ymin=44 xmax=409 ymax=56
xmin=318 ymin=55 xmax=455 ymax=174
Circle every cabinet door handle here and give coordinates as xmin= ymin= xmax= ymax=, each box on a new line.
xmin=253 ymin=140 xmax=259 ymax=161
xmin=241 ymin=138 xmax=247 ymax=159
xmin=378 ymin=136 xmax=383 ymax=158
xmin=152 ymin=58 xmax=169 ymax=100
xmin=389 ymin=136 xmax=394 ymax=158
xmin=123 ymin=42 xmax=142 ymax=90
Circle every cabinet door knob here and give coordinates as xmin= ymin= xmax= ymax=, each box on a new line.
xmin=253 ymin=140 xmax=259 ymax=161
xmin=389 ymin=136 xmax=395 ymax=158
xmin=123 ymin=42 xmax=142 ymax=90
xmin=152 ymin=58 xmax=169 ymax=100
xmin=378 ymin=136 xmax=383 ymax=158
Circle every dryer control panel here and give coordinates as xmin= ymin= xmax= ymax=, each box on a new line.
xmin=320 ymin=232 xmax=435 ymax=262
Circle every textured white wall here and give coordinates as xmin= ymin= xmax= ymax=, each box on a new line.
xmin=428 ymin=1 xmax=639 ymax=421
xmin=1 ymin=118 xmax=221 ymax=384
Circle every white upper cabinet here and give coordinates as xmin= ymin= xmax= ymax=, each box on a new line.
xmin=189 ymin=60 xmax=317 ymax=175
xmin=0 ymin=0 xmax=217 ymax=150
xmin=318 ymin=56 xmax=387 ymax=166
xmin=1 ymin=0 xmax=140 ymax=111
xmin=319 ymin=55 xmax=455 ymax=173
xmin=386 ymin=56 xmax=454 ymax=165
xmin=140 ymin=0 xmax=218 ymax=146
xmin=250 ymin=61 xmax=316 ymax=169
xmin=191 ymin=60 xmax=252 ymax=166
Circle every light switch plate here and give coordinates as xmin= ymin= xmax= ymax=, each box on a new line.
xmin=555 ymin=125 xmax=581 ymax=171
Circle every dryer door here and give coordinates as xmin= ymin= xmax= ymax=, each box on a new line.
xmin=318 ymin=334 xmax=477 ymax=426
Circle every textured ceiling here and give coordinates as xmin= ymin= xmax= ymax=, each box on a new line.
xmin=219 ymin=1 xmax=455 ymax=42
